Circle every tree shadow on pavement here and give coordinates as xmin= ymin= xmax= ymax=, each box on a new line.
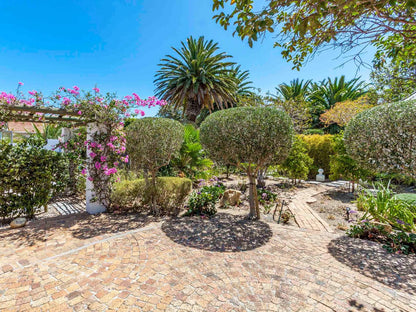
xmin=161 ymin=213 xmax=273 ymax=252
xmin=328 ymin=236 xmax=416 ymax=295
xmin=0 ymin=212 xmax=154 ymax=248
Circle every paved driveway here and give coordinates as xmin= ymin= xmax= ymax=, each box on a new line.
xmin=0 ymin=212 xmax=415 ymax=311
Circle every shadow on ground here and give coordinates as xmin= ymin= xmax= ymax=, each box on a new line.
xmin=328 ymin=236 xmax=416 ymax=295
xmin=161 ymin=213 xmax=272 ymax=252
xmin=0 ymin=212 xmax=154 ymax=247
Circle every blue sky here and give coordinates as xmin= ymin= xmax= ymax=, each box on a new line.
xmin=0 ymin=0 xmax=374 ymax=116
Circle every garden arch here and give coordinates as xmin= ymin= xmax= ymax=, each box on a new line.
xmin=1 ymin=105 xmax=106 ymax=214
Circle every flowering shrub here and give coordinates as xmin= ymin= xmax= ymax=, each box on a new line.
xmin=200 ymin=107 xmax=293 ymax=219
xmin=1 ymin=84 xmax=166 ymax=209
xmin=345 ymin=100 xmax=416 ymax=179
xmin=257 ymin=188 xmax=278 ymax=214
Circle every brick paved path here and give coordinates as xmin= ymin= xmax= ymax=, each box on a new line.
xmin=287 ymin=185 xmax=333 ymax=232
xmin=0 ymin=212 xmax=415 ymax=311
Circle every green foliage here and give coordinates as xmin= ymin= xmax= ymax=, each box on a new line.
xmin=329 ymin=133 xmax=370 ymax=183
xmin=111 ymin=177 xmax=192 ymax=215
xmin=155 ymin=36 xmax=247 ymax=122
xmin=301 ymin=134 xmax=335 ymax=178
xmin=258 ymin=188 xmax=278 ymax=213
xmin=186 ymin=183 xmax=225 ymax=216
xmin=200 ymin=106 xmax=293 ymax=219
xmin=345 ymin=100 xmax=416 ymax=179
xmin=275 ymin=79 xmax=311 ymax=101
xmin=303 ymin=129 xmax=324 ymax=135
xmin=30 ymin=123 xmax=62 ymax=140
xmin=347 ymin=222 xmax=416 ymax=255
xmin=280 ymin=136 xmax=312 ymax=183
xmin=212 ymin=0 xmax=416 ymax=70
xmin=126 ymin=117 xmax=184 ymax=177
xmin=170 ymin=124 xmax=213 ymax=179
xmin=358 ymin=182 xmax=416 ymax=232
xmin=0 ymin=137 xmax=74 ymax=220
xmin=370 ymin=59 xmax=416 ymax=104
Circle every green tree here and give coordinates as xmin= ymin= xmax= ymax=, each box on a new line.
xmin=212 ymin=0 xmax=416 ymax=70
xmin=170 ymin=124 xmax=213 ymax=179
xmin=329 ymin=133 xmax=371 ymax=192
xmin=309 ymin=76 xmax=368 ymax=130
xmin=370 ymin=59 xmax=416 ymax=103
xmin=154 ymin=36 xmax=238 ymax=122
xmin=126 ymin=118 xmax=184 ymax=214
xmin=275 ymin=79 xmax=311 ymax=101
xmin=200 ymin=107 xmax=294 ymax=219
xmin=280 ymin=136 xmax=313 ymax=184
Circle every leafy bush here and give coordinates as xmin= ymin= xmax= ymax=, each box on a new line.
xmin=200 ymin=107 xmax=293 ymax=219
xmin=329 ymin=132 xmax=371 ymax=190
xmin=0 ymin=138 xmax=74 ymax=221
xmin=303 ymin=128 xmax=324 ymax=135
xmin=111 ymin=177 xmax=192 ymax=215
xmin=169 ymin=124 xmax=213 ymax=179
xmin=345 ymin=100 xmax=416 ymax=179
xmin=347 ymin=222 xmax=416 ymax=255
xmin=393 ymin=193 xmax=416 ymax=206
xmin=258 ymin=188 xmax=278 ymax=213
xmin=357 ymin=182 xmax=416 ymax=232
xmin=186 ymin=183 xmax=225 ymax=216
xmin=301 ymin=134 xmax=335 ymax=178
xmin=280 ymin=135 xmax=312 ymax=183
xmin=126 ymin=117 xmax=184 ymax=214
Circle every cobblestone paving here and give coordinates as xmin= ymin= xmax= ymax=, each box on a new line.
xmin=287 ymin=185 xmax=333 ymax=232
xmin=0 ymin=213 xmax=415 ymax=311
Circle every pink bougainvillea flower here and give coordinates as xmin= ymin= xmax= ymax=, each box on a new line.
xmin=88 ymin=177 xmax=94 ymax=181
xmin=93 ymin=87 xmax=100 ymax=93
xmin=78 ymin=111 xmax=82 ymax=115
xmin=100 ymin=155 xmax=107 ymax=162
xmin=28 ymin=90 xmax=37 ymax=96
xmin=81 ymin=168 xmax=87 ymax=175
xmin=95 ymin=162 xmax=101 ymax=170
xmin=18 ymin=82 xmax=24 ymax=86
xmin=89 ymin=152 xmax=97 ymax=158
xmin=73 ymin=86 xmax=79 ymax=91
xmin=104 ymin=168 xmax=117 ymax=175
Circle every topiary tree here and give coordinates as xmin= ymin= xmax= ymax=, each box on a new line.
xmin=126 ymin=117 xmax=184 ymax=214
xmin=200 ymin=107 xmax=294 ymax=219
xmin=300 ymin=134 xmax=335 ymax=179
xmin=280 ymin=136 xmax=312 ymax=184
xmin=344 ymin=100 xmax=416 ymax=179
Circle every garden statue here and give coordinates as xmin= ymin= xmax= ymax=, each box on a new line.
xmin=316 ymin=168 xmax=325 ymax=182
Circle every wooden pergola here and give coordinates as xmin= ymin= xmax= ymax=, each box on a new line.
xmin=4 ymin=105 xmax=84 ymax=125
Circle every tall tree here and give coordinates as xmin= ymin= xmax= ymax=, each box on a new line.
xmin=154 ymin=36 xmax=238 ymax=122
xmin=275 ymin=79 xmax=311 ymax=101
xmin=212 ymin=0 xmax=416 ymax=70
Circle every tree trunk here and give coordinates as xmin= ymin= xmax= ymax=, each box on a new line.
xmin=185 ymin=98 xmax=202 ymax=122
xmin=257 ymin=168 xmax=267 ymax=188
xmin=150 ymin=171 xmax=159 ymax=216
xmin=248 ymin=168 xmax=260 ymax=220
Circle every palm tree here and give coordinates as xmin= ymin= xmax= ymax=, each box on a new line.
xmin=309 ymin=75 xmax=368 ymax=109
xmin=229 ymin=65 xmax=254 ymax=99
xmin=275 ymin=78 xmax=312 ymax=101
xmin=154 ymin=36 xmax=238 ymax=122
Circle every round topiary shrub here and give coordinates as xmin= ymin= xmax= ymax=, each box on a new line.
xmin=200 ymin=107 xmax=294 ymax=219
xmin=126 ymin=117 xmax=184 ymax=214
xmin=344 ymin=100 xmax=416 ymax=179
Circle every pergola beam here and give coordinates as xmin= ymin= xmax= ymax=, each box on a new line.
xmin=7 ymin=105 xmax=80 ymax=117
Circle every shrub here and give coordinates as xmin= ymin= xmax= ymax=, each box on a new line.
xmin=303 ymin=128 xmax=324 ymax=135
xmin=357 ymin=182 xmax=416 ymax=232
xmin=111 ymin=177 xmax=192 ymax=215
xmin=200 ymin=107 xmax=293 ymax=219
xmin=345 ymin=100 xmax=416 ymax=179
xmin=0 ymin=137 xmax=73 ymax=221
xmin=126 ymin=117 xmax=184 ymax=214
xmin=301 ymin=134 xmax=335 ymax=178
xmin=329 ymin=133 xmax=371 ymax=191
xmin=279 ymin=135 xmax=312 ymax=183
xmin=393 ymin=193 xmax=416 ymax=207
xmin=186 ymin=183 xmax=225 ymax=216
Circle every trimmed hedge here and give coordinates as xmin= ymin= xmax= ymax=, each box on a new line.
xmin=300 ymin=134 xmax=335 ymax=178
xmin=111 ymin=177 xmax=192 ymax=215
xmin=345 ymin=100 xmax=416 ymax=179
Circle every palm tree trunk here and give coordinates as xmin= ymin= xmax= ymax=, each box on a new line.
xmin=185 ymin=98 xmax=201 ymax=122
